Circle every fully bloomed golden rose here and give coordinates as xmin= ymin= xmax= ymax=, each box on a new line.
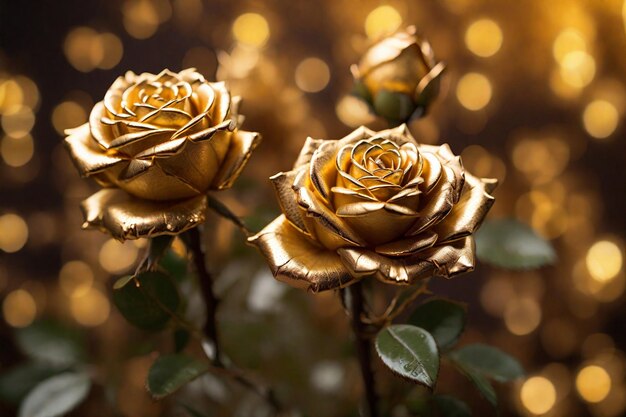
xmin=351 ymin=26 xmax=445 ymax=122
xmin=249 ymin=125 xmax=496 ymax=292
xmin=65 ymin=68 xmax=260 ymax=240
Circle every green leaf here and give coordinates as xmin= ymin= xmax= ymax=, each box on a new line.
xmin=174 ymin=328 xmax=191 ymax=353
xmin=373 ymin=90 xmax=415 ymax=123
xmin=450 ymin=344 xmax=524 ymax=382
xmin=148 ymin=235 xmax=174 ymax=269
xmin=475 ymin=218 xmax=556 ymax=270
xmin=352 ymin=80 xmax=372 ymax=104
xmin=452 ymin=360 xmax=497 ymax=408
xmin=15 ymin=321 xmax=85 ymax=366
xmin=18 ymin=372 xmax=91 ymax=417
xmin=0 ymin=363 xmax=63 ymax=405
xmin=147 ymin=354 xmax=209 ymax=399
xmin=160 ymin=250 xmax=189 ymax=282
xmin=434 ymin=395 xmax=472 ymax=417
xmin=408 ymin=299 xmax=467 ymax=350
xmin=375 ymin=324 xmax=439 ymax=388
xmin=113 ymin=271 xmax=180 ymax=331
xmin=207 ymin=195 xmax=246 ymax=230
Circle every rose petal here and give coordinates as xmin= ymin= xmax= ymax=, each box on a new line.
xmin=338 ymin=236 xmax=475 ymax=285
xmin=208 ymin=81 xmax=231 ymax=123
xmin=108 ymin=128 xmax=177 ymax=156
xmin=248 ymin=215 xmax=357 ymax=292
xmin=405 ymin=164 xmax=457 ymax=236
xmin=269 ymin=170 xmax=311 ymax=236
xmin=293 ymin=137 xmax=326 ymax=168
xmin=420 ymin=152 xmax=442 ymax=193
xmin=139 ymin=107 xmax=193 ymax=127
xmin=374 ymin=231 xmax=438 ymax=257
xmin=115 ymin=162 xmax=203 ymax=200
xmin=336 ymin=203 xmax=418 ymax=246
xmin=89 ymin=102 xmax=115 ymax=149
xmin=310 ymin=140 xmax=339 ymax=202
xmin=81 ymin=189 xmax=207 ymax=241
xmin=294 ymin=170 xmax=366 ymax=249
xmin=155 ymin=131 xmax=232 ymax=195
xmin=433 ymin=173 xmax=497 ymax=243
xmin=64 ymin=123 xmax=124 ymax=176
xmin=212 ymin=129 xmax=262 ymax=189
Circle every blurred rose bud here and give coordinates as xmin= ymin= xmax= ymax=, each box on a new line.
xmin=65 ymin=68 xmax=260 ymax=240
xmin=250 ymin=125 xmax=496 ymax=292
xmin=351 ymin=26 xmax=445 ymax=123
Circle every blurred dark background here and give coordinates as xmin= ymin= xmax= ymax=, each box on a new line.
xmin=1 ymin=0 xmax=625 ymax=416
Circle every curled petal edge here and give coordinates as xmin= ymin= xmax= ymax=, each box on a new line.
xmin=248 ymin=215 xmax=358 ymax=292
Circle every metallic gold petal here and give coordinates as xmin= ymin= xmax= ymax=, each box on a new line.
xmin=213 ymin=129 xmax=262 ymax=189
xmin=81 ymin=189 xmax=207 ymax=241
xmin=420 ymin=152 xmax=442 ymax=193
xmin=171 ymin=113 xmax=210 ymax=139
xmin=135 ymin=138 xmax=188 ymax=159
xmin=309 ymin=140 xmax=339 ymax=202
xmin=433 ymin=173 xmax=497 ymax=244
xmin=293 ymin=137 xmax=326 ymax=169
xmin=115 ymin=163 xmax=202 ymax=200
xmin=208 ymin=81 xmax=231 ymax=123
xmin=269 ymin=169 xmax=311 ymax=236
xmin=108 ymin=129 xmax=177 ymax=156
xmin=337 ymin=204 xmax=418 ymax=246
xmin=375 ymin=231 xmax=438 ymax=257
xmin=338 ymin=236 xmax=475 ymax=285
xmin=139 ymin=107 xmax=193 ymax=127
xmin=187 ymin=119 xmax=233 ymax=142
xmin=89 ymin=101 xmax=115 ymax=149
xmin=406 ymin=164 xmax=457 ymax=236
xmin=248 ymin=215 xmax=357 ymax=292
xmin=64 ymin=123 xmax=124 ymax=176
xmin=293 ymin=170 xmax=366 ymax=249
xmin=155 ymin=130 xmax=232 ymax=195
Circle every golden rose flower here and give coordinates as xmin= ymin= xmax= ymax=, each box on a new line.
xmin=351 ymin=26 xmax=445 ymax=122
xmin=249 ymin=125 xmax=497 ymax=292
xmin=65 ymin=68 xmax=260 ymax=240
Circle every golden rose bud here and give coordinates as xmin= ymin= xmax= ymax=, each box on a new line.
xmin=65 ymin=68 xmax=260 ymax=240
xmin=249 ymin=125 xmax=497 ymax=292
xmin=351 ymin=26 xmax=445 ymax=122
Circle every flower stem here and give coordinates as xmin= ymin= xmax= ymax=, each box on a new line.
xmin=187 ymin=226 xmax=222 ymax=366
xmin=345 ymin=281 xmax=379 ymax=417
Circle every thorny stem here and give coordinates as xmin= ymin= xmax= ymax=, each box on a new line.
xmin=345 ymin=281 xmax=379 ymax=417
xmin=186 ymin=226 xmax=283 ymax=413
xmin=187 ymin=226 xmax=223 ymax=366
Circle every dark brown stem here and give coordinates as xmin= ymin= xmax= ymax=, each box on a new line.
xmin=345 ymin=281 xmax=379 ymax=417
xmin=187 ymin=226 xmax=222 ymax=366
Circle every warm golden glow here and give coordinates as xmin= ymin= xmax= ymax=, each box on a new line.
xmin=70 ymin=287 xmax=110 ymax=327
xmin=2 ymin=289 xmax=37 ymax=328
xmin=365 ymin=5 xmax=402 ymax=39
xmin=0 ymin=79 xmax=24 ymax=114
xmin=560 ymin=51 xmax=595 ymax=89
xmin=232 ymin=13 xmax=270 ymax=47
xmin=97 ymin=32 xmax=124 ymax=69
xmin=122 ymin=0 xmax=162 ymax=39
xmin=335 ymin=95 xmax=375 ymax=127
xmin=504 ymin=297 xmax=541 ymax=335
xmin=98 ymin=239 xmax=139 ymax=274
xmin=63 ymin=27 xmax=104 ymax=72
xmin=1 ymin=106 xmax=35 ymax=138
xmin=583 ymin=100 xmax=619 ymax=139
xmin=0 ymin=213 xmax=29 ymax=253
xmin=456 ymin=73 xmax=492 ymax=111
xmin=51 ymin=101 xmax=87 ymax=135
xmin=520 ymin=376 xmax=557 ymax=415
xmin=59 ymin=260 xmax=94 ymax=297
xmin=586 ymin=240 xmax=623 ymax=283
xmin=576 ymin=365 xmax=611 ymax=403
xmin=553 ymin=29 xmax=587 ymax=63
xmin=1 ymin=134 xmax=34 ymax=167
xmin=465 ymin=19 xmax=503 ymax=57
xmin=295 ymin=58 xmax=330 ymax=93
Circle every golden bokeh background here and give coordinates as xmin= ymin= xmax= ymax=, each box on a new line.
xmin=1 ymin=0 xmax=625 ymax=416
